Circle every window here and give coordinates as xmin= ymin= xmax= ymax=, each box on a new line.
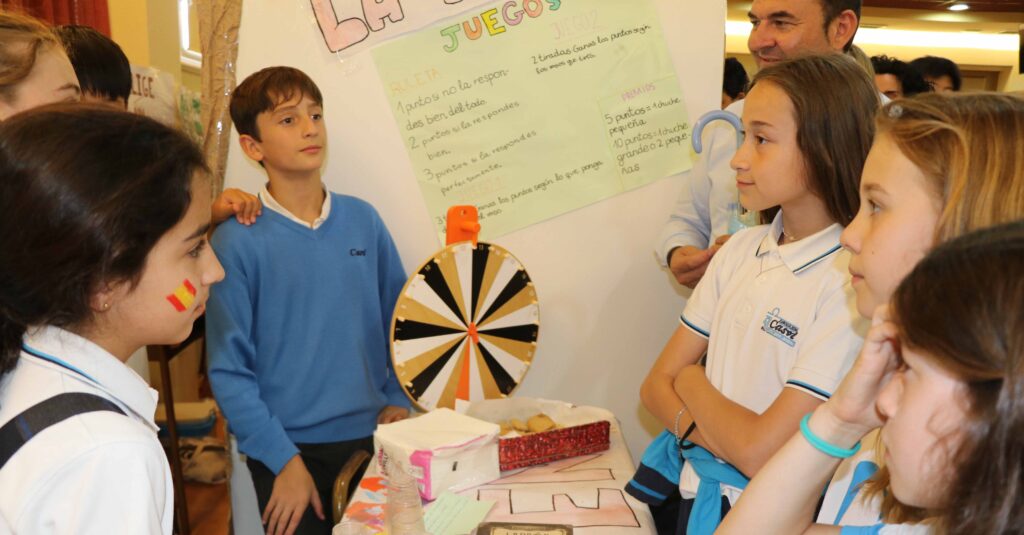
xmin=178 ymin=0 xmax=201 ymax=70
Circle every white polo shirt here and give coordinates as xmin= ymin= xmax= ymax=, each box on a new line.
xmin=817 ymin=430 xmax=934 ymax=534
xmin=0 ymin=326 xmax=172 ymax=535
xmin=818 ymin=429 xmax=884 ymax=527
xmin=678 ymin=213 xmax=868 ymax=501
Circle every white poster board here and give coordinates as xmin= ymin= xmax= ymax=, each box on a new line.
xmin=370 ymin=0 xmax=695 ymax=240
xmin=224 ymin=2 xmax=725 ymax=525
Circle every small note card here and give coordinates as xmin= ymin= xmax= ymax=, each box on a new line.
xmin=423 ymin=491 xmax=495 ymax=535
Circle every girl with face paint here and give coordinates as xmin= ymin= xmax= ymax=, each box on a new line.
xmin=0 ymin=105 xmax=224 ymax=534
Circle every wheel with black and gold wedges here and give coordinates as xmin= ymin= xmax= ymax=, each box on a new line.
xmin=390 ymin=241 xmax=539 ymax=412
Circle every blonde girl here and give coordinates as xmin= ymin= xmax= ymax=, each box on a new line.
xmin=0 ymin=10 xmax=80 ymax=119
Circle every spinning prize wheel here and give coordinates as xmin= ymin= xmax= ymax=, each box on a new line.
xmin=391 ymin=240 xmax=539 ymax=411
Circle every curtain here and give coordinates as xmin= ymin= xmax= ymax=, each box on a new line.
xmin=0 ymin=0 xmax=110 ymax=35
xmin=196 ymin=0 xmax=242 ymax=197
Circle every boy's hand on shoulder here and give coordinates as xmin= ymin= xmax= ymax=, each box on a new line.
xmin=378 ymin=405 xmax=410 ymax=424
xmin=263 ymin=455 xmax=323 ymax=535
xmin=212 ymin=188 xmax=262 ymax=226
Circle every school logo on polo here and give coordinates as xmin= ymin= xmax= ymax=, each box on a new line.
xmin=761 ymin=307 xmax=799 ymax=347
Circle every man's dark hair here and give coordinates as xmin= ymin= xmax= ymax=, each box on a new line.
xmin=909 ymin=55 xmax=962 ymax=91
xmin=871 ymin=54 xmax=931 ymax=97
xmin=723 ymin=58 xmax=749 ymax=100
xmin=229 ymin=66 xmax=323 ymax=141
xmin=819 ymin=0 xmax=861 ymax=52
xmin=54 ymin=25 xmax=132 ymax=105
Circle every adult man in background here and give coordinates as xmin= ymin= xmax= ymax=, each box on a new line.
xmin=655 ymin=0 xmax=861 ymax=288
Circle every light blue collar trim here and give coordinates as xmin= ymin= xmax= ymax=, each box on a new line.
xmin=22 ymin=344 xmax=100 ymax=385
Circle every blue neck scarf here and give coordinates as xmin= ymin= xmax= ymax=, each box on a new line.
xmin=680 ymin=442 xmax=749 ymax=535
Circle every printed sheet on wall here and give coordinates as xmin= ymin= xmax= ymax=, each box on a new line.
xmin=372 ymin=0 xmax=693 ymax=240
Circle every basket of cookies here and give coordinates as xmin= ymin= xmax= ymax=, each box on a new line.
xmin=465 ymin=398 xmax=611 ymax=471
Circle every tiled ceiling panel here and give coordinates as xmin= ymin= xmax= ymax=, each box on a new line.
xmin=863 ymin=0 xmax=1024 ymax=13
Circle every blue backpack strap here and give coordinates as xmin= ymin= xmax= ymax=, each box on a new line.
xmin=0 ymin=392 xmax=127 ymax=470
xmin=625 ymin=429 xmax=684 ymax=505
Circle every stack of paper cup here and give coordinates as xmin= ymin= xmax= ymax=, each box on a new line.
xmin=385 ymin=469 xmax=426 ymax=535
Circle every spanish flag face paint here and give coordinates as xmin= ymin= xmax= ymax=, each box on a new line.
xmin=166 ymin=279 xmax=196 ymax=312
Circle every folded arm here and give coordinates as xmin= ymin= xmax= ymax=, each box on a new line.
xmin=675 ymin=365 xmax=823 ymax=477
xmin=640 ymin=325 xmax=709 ymax=431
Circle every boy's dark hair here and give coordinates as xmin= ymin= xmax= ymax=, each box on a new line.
xmin=229 ymin=66 xmax=323 ymax=141
xmin=723 ymin=58 xmax=749 ymax=100
xmin=870 ymin=54 xmax=931 ymax=97
xmin=890 ymin=220 xmax=1024 ymax=533
xmin=0 ymin=104 xmax=206 ymax=377
xmin=819 ymin=0 xmax=861 ymax=52
xmin=54 ymin=25 xmax=132 ymax=105
xmin=750 ymin=53 xmax=878 ymax=225
xmin=909 ymin=55 xmax=962 ymax=91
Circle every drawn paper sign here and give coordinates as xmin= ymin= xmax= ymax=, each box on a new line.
xmin=128 ymin=65 xmax=179 ymax=127
xmin=311 ymin=0 xmax=497 ymax=58
xmin=372 ymin=0 xmax=692 ymax=240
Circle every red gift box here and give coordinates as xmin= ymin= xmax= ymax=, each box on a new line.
xmin=498 ymin=419 xmax=610 ymax=470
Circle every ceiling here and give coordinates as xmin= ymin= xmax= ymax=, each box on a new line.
xmin=863 ymin=0 xmax=1024 ymax=13
xmin=727 ymin=0 xmax=1024 ymax=33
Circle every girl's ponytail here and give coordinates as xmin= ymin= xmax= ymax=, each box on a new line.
xmin=0 ymin=313 xmax=26 ymax=377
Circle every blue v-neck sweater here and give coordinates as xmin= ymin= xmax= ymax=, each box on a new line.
xmin=207 ymin=193 xmax=410 ymax=474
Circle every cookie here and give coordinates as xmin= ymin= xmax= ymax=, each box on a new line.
xmin=527 ymin=413 xmax=555 ymax=433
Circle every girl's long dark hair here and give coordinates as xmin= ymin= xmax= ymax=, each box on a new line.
xmin=0 ymin=104 xmax=207 ymax=376
xmin=891 ymin=221 xmax=1024 ymax=533
xmin=749 ymin=53 xmax=878 ymax=226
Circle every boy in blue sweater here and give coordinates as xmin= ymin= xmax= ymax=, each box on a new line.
xmin=207 ymin=66 xmax=411 ymax=535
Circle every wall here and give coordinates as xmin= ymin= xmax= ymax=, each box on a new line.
xmin=107 ymin=0 xmax=149 ymax=65
xmin=225 ymin=0 xmax=724 ymax=461
xmin=108 ymin=0 xmax=200 ymax=92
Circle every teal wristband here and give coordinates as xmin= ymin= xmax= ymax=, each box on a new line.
xmin=799 ymin=413 xmax=861 ymax=458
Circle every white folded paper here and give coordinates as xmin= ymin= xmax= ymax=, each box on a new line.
xmin=373 ymin=408 xmax=500 ymax=500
